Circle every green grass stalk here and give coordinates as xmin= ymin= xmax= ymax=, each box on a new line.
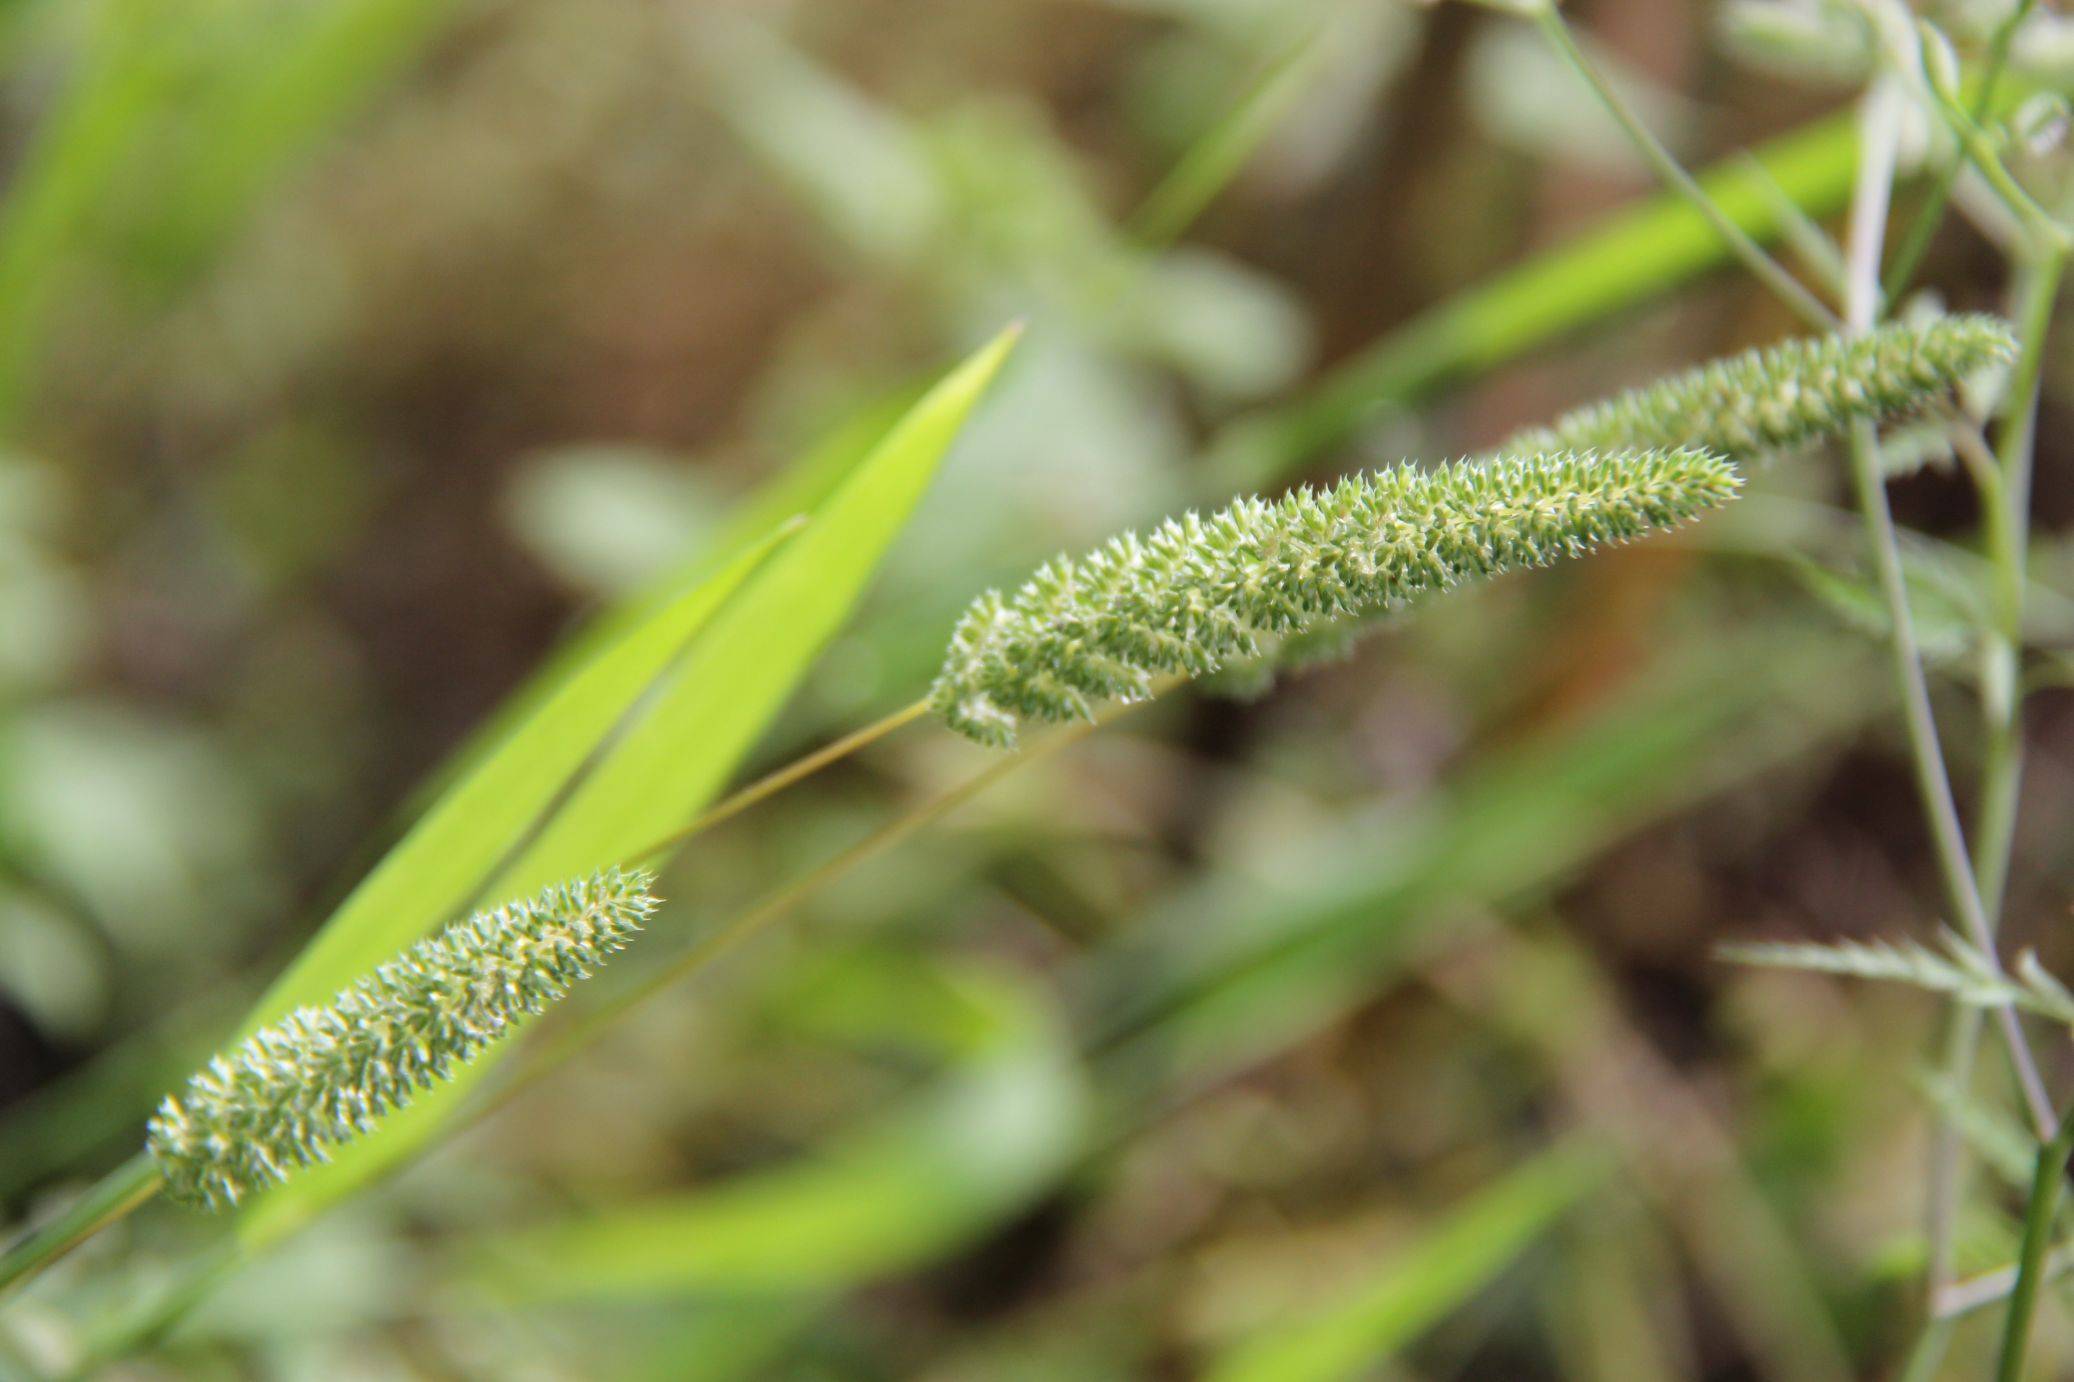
xmin=1998 ymin=1104 xmax=2074 ymax=1380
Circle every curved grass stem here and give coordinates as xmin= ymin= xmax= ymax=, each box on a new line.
xmin=1530 ymin=5 xmax=1838 ymax=331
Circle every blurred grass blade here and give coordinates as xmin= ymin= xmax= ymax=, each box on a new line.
xmin=1212 ymin=108 xmax=1860 ymax=488
xmin=621 ymin=1300 xmax=820 ymax=1382
xmin=1129 ymin=22 xmax=1328 ymax=247
xmin=129 ymin=0 xmax=464 ymax=281
xmin=236 ymin=325 xmax=1018 ymax=1242
xmin=0 ymin=5 xmax=185 ymax=423
xmin=474 ymin=959 xmax=1086 ymax=1295
xmin=1205 ymin=1146 xmax=1606 ymax=1382
xmin=0 ymin=0 xmax=467 ymax=424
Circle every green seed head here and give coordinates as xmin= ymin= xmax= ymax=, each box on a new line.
xmin=931 ymin=447 xmax=1740 ymax=748
xmin=1502 ymin=314 xmax=2016 ymax=462
xmin=147 ymin=868 xmax=659 ymax=1210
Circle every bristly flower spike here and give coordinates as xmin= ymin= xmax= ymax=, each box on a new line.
xmin=147 ymin=868 xmax=660 ymax=1210
xmin=931 ymin=447 xmax=1740 ymax=748
xmin=1501 ymin=314 xmax=2016 ymax=462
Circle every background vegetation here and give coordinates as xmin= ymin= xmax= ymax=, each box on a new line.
xmin=1 ymin=0 xmax=2070 ymax=1376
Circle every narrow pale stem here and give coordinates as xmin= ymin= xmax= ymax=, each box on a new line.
xmin=615 ymin=697 xmax=931 ymax=870
xmin=1940 ymin=1240 xmax=2074 ymax=1320
xmin=1842 ymin=423 xmax=2050 ymax=1128
xmin=1837 ymin=85 xmax=2053 ymax=1143
xmin=1998 ymin=1103 xmax=2074 ymax=1382
xmin=1531 ymin=5 xmax=1839 ymax=331
xmin=514 ymin=718 xmax=1104 ymax=1110
xmin=1916 ymin=243 xmax=2065 ymax=1334
xmin=1968 ymin=248 xmax=2063 ymax=933
xmin=1997 ymin=251 xmax=2066 ymax=598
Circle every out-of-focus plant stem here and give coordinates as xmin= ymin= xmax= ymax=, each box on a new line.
xmin=1998 ymin=1103 xmax=2074 ymax=1381
xmin=1528 ymin=3 xmax=1838 ymax=331
xmin=1531 ymin=0 xmax=2053 ymax=1142
xmin=1884 ymin=0 xmax=2039 ymax=300
xmin=1974 ymin=247 xmax=2061 ymax=926
xmin=1907 ymin=231 xmax=2066 ymax=1382
xmin=1836 ymin=82 xmax=2052 ymax=1135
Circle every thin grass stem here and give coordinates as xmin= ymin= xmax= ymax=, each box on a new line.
xmin=1968 ymin=249 xmax=2063 ymax=939
xmin=617 ymin=697 xmax=931 ymax=869
xmin=1998 ymin=1103 xmax=2074 ymax=1381
xmin=1902 ymin=133 xmax=2066 ymax=1382
xmin=1530 ymin=4 xmax=1838 ymax=331
xmin=1838 ymin=82 xmax=2052 ymax=1140
xmin=514 ymin=716 xmax=1107 ymax=1113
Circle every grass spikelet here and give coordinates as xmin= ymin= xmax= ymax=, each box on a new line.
xmin=1718 ymin=931 xmax=2074 ymax=1027
xmin=147 ymin=868 xmax=660 ymax=1210
xmin=1502 ymin=314 xmax=2015 ymax=462
xmin=1718 ymin=932 xmax=2016 ymax=1006
xmin=931 ymin=447 xmax=1740 ymax=747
